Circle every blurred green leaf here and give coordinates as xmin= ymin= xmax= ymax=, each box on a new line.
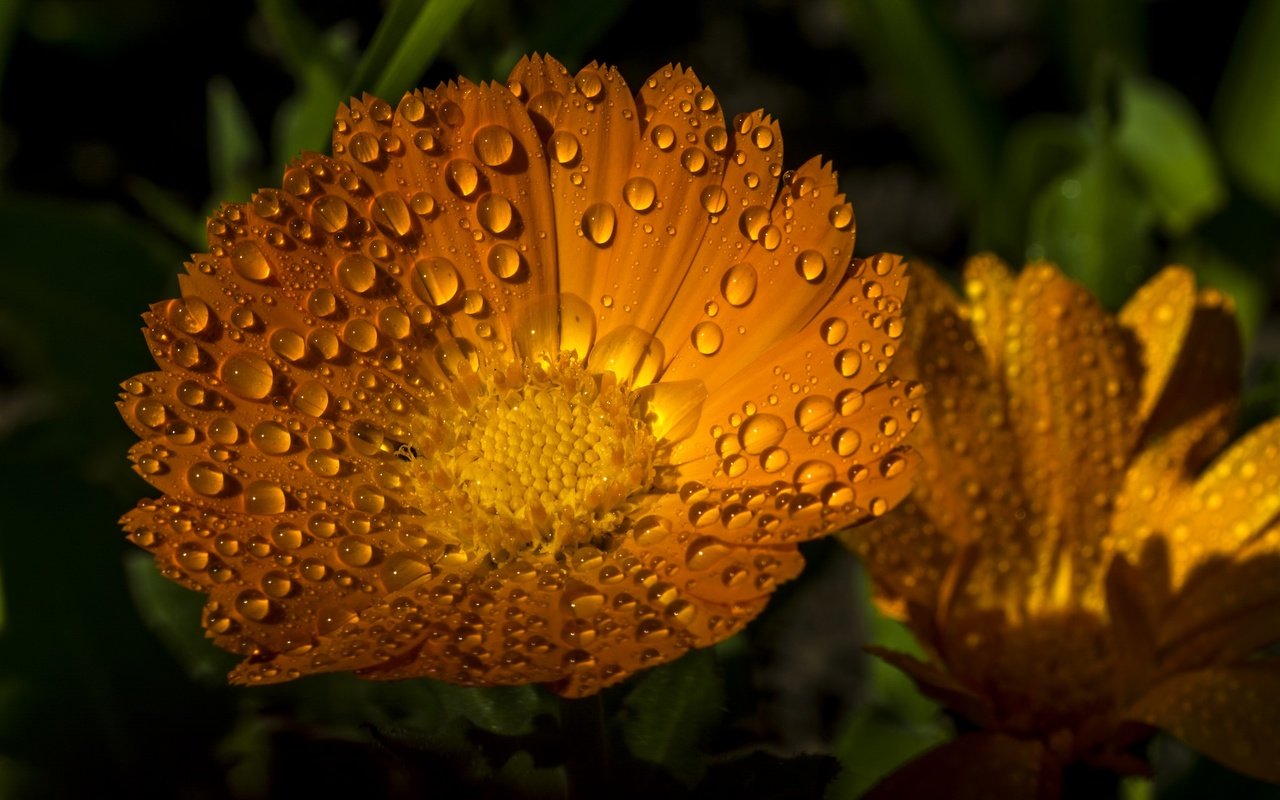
xmin=984 ymin=115 xmax=1088 ymax=257
xmin=842 ymin=0 xmax=1001 ymax=210
xmin=125 ymin=176 xmax=204 ymax=250
xmin=431 ymin=682 xmax=546 ymax=736
xmin=1214 ymin=0 xmax=1280 ymax=212
xmin=617 ymin=647 xmax=724 ymax=785
xmin=348 ymin=0 xmax=477 ymax=100
xmin=124 ymin=551 xmax=232 ymax=683
xmin=258 ymin=0 xmax=356 ymax=166
xmin=1026 ymin=146 xmax=1157 ymax=308
xmin=1170 ymin=239 xmax=1267 ymax=350
xmin=486 ymin=0 xmax=630 ymax=76
xmin=1120 ymin=775 xmax=1154 ymax=800
xmin=1045 ymin=0 xmax=1145 ymax=100
xmin=207 ymin=76 xmax=264 ymax=204
xmin=1113 ymin=76 xmax=1225 ymax=234
xmin=827 ymin=582 xmax=949 ymax=799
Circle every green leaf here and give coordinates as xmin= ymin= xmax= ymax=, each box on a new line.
xmin=486 ymin=0 xmax=630 ymax=77
xmin=841 ymin=0 xmax=1000 ymax=209
xmin=1214 ymin=0 xmax=1280 ymax=212
xmin=207 ymin=76 xmax=263 ymax=203
xmin=617 ymin=647 xmax=724 ymax=785
xmin=983 ymin=114 xmax=1088 ymax=258
xmin=123 ymin=551 xmax=232 ymax=683
xmin=827 ymin=577 xmax=949 ymax=799
xmin=431 ymin=682 xmax=545 ymax=736
xmin=347 ymin=0 xmax=477 ymax=100
xmin=1026 ymin=146 xmax=1157 ymax=308
xmin=1113 ymin=76 xmax=1226 ymax=234
xmin=1044 ymin=0 xmax=1145 ymax=100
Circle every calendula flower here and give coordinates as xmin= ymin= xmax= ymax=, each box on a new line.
xmin=844 ymin=257 xmax=1280 ymax=795
xmin=118 ymin=55 xmax=917 ymax=696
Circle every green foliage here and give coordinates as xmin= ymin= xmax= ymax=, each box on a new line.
xmin=617 ymin=647 xmax=724 ymax=785
xmin=348 ymin=0 xmax=477 ymax=100
xmin=1215 ymin=0 xmax=1280 ymax=212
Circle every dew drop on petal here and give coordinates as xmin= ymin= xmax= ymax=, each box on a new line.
xmin=473 ymin=124 xmax=515 ymax=167
xmin=446 ymin=159 xmax=481 ymax=198
xmin=795 ymin=396 xmax=836 ymax=433
xmin=720 ymin=263 xmax=757 ymax=306
xmin=487 ymin=243 xmax=522 ymax=279
xmin=412 ymin=257 xmax=460 ymax=305
xmin=220 ymin=354 xmax=274 ymax=400
xmin=582 ymin=202 xmax=616 ymax=246
xmin=476 ymin=193 xmax=515 ymax=234
xmin=550 ymin=131 xmax=580 ymax=164
xmin=186 ymin=462 xmax=225 ymax=496
xmin=244 ymin=481 xmax=286 ymax=515
xmin=797 ymin=250 xmax=826 ymax=282
xmin=623 ymin=177 xmax=657 ymax=212
xmin=230 ymin=241 xmax=271 ymax=281
xmin=336 ymin=254 xmax=377 ymax=294
xmin=691 ymin=321 xmax=723 ymax=355
xmin=739 ymin=413 xmax=786 ymax=454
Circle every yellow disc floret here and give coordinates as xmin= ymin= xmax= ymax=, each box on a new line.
xmin=406 ymin=355 xmax=658 ymax=558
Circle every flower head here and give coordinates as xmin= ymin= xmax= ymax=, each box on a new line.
xmin=119 ymin=56 xmax=917 ymax=696
xmin=845 ymin=257 xmax=1280 ymax=792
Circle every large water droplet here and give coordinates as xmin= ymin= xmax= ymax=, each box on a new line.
xmin=293 ymin=380 xmax=330 ymax=417
xmin=739 ymin=413 xmax=786 ymax=454
xmin=685 ymin=537 xmax=730 ymax=570
xmin=336 ymin=254 xmax=377 ymax=294
xmin=230 ymin=241 xmax=271 ymax=281
xmin=244 ymin=481 xmax=286 ymax=515
xmin=623 ymin=177 xmax=657 ymax=212
xmin=446 ymin=159 xmax=481 ymax=198
xmin=797 ymin=250 xmax=827 ymax=282
xmin=476 ymin=193 xmax=515 ymax=234
xmin=371 ymin=192 xmax=412 ymax=237
xmin=487 ymin=243 xmax=523 ymax=279
xmin=582 ymin=202 xmax=616 ymax=246
xmin=235 ymin=589 xmax=272 ymax=622
xmin=720 ymin=263 xmax=757 ymax=306
xmin=795 ymin=396 xmax=836 ymax=433
xmin=252 ymin=421 xmax=292 ymax=454
xmin=473 ymin=124 xmax=515 ymax=167
xmin=691 ymin=321 xmax=723 ymax=355
xmin=349 ymin=131 xmax=380 ymax=163
xmin=412 ymin=257 xmax=460 ymax=305
xmin=187 ymin=462 xmax=225 ymax=496
xmin=381 ymin=552 xmax=432 ymax=591
xmin=699 ymin=185 xmax=728 ymax=214
xmin=651 ymin=124 xmax=675 ymax=151
xmin=550 ymin=131 xmax=580 ymax=164
xmin=221 ymin=354 xmax=274 ymax=400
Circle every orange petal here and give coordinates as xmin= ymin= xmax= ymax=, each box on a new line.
xmin=1117 ymin=266 xmax=1197 ymax=426
xmin=961 ymin=252 xmax=1015 ymax=367
xmin=864 ymin=732 xmax=1052 ymax=800
xmin=1125 ymin=661 xmax=1280 ymax=783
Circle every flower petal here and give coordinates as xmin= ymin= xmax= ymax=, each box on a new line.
xmin=1125 ymin=661 xmax=1280 ymax=783
xmin=1118 ymin=266 xmax=1197 ymax=425
xmin=863 ymin=732 xmax=1051 ymax=800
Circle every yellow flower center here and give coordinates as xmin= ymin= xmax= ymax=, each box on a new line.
xmin=405 ymin=355 xmax=658 ymax=558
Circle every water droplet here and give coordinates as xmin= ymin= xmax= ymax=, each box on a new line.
xmin=634 ymin=515 xmax=672 ymax=545
xmin=835 ymin=350 xmax=862 ymax=378
xmin=832 ymin=428 xmax=861 ymax=457
xmin=220 ymin=354 xmax=274 ymax=400
xmin=229 ymin=241 xmax=271 ymax=281
xmin=487 ymin=243 xmax=523 ymax=279
xmin=252 ymin=421 xmax=292 ymax=454
xmin=760 ymin=446 xmax=790 ymax=472
xmin=412 ymin=257 xmax=460 ymax=305
xmin=381 ymin=552 xmax=432 ymax=591
xmin=342 ymin=319 xmax=378 ymax=352
xmin=759 ymin=224 xmax=781 ymax=250
xmin=676 ymin=143 xmax=709 ymax=172
xmin=550 ymin=131 xmax=580 ymax=164
xmin=167 ymin=297 xmax=210 ymax=334
xmin=720 ymin=263 xmax=757 ymax=306
xmin=685 ymin=537 xmax=730 ymax=570
xmin=880 ymin=452 xmax=907 ymax=478
xmin=336 ymin=254 xmax=377 ymax=294
xmin=187 ymin=462 xmax=225 ymax=496
xmin=795 ymin=396 xmax=836 ymax=433
xmin=582 ymin=202 xmax=616 ymax=246
xmin=651 ymin=124 xmax=675 ymax=151
xmin=473 ymin=124 xmax=515 ymax=167
xmin=476 ymin=193 xmax=514 ymax=234
xmin=410 ymin=191 xmax=436 ymax=216
xmin=244 ymin=481 xmax=286 ymax=515
xmin=272 ymin=525 xmax=304 ymax=550
xmin=829 ymin=203 xmax=854 ymax=230
xmin=699 ymin=185 xmax=728 ymax=214
xmin=283 ymin=168 xmax=312 ymax=196
xmin=740 ymin=206 xmax=769 ymax=240
xmin=821 ymin=318 xmax=848 ymax=346
xmin=208 ymin=417 xmax=239 ymax=444
xmin=236 ymin=590 xmax=272 ymax=622
xmin=371 ymin=192 xmax=411 ymax=237
xmin=338 ymin=535 xmax=374 ymax=566
xmin=308 ymin=288 xmax=338 ymax=317
xmin=797 ymin=250 xmax=826 ymax=282
xmin=623 ymin=177 xmax=657 ymax=212
xmin=446 ymin=159 xmax=481 ymax=198
xmin=739 ymin=413 xmax=786 ymax=454
xmin=751 ymin=126 xmax=774 ymax=149
xmin=306 ymin=450 xmax=340 ymax=476
xmin=311 ymin=195 xmax=350 ymax=232
xmin=575 ymin=70 xmax=604 ymax=99
xmin=879 ymin=416 xmax=899 ymax=436
xmin=293 ymin=380 xmax=330 ymax=417
xmin=349 ymin=131 xmax=380 ymax=163
xmin=691 ymin=321 xmax=723 ymax=355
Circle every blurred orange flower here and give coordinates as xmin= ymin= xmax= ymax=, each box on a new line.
xmin=118 ymin=55 xmax=918 ymax=696
xmin=845 ymin=257 xmax=1280 ymax=795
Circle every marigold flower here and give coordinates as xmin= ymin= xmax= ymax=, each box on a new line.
xmin=118 ymin=55 xmax=917 ymax=696
xmin=844 ymin=257 xmax=1280 ymax=794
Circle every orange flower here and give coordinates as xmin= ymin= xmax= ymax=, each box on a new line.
xmin=845 ymin=257 xmax=1280 ymax=794
xmin=118 ymin=56 xmax=918 ymax=696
